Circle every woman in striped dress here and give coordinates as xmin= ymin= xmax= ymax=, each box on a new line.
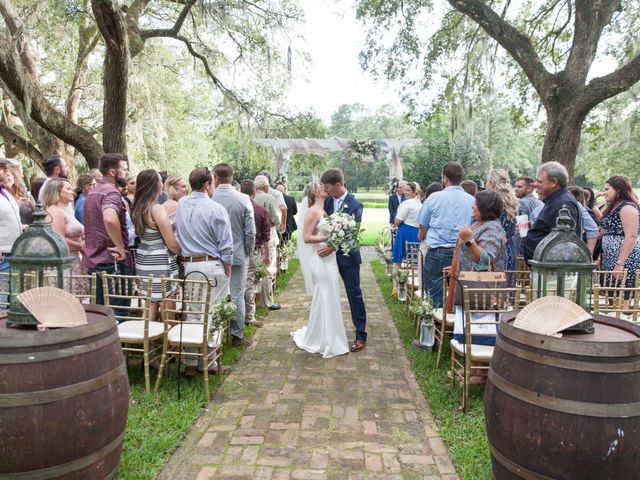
xmin=131 ymin=169 xmax=181 ymax=321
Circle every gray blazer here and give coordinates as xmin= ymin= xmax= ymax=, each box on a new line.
xmin=212 ymin=184 xmax=256 ymax=265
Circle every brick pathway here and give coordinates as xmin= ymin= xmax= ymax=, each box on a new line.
xmin=158 ymin=261 xmax=458 ymax=480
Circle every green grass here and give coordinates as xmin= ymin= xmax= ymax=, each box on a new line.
xmin=360 ymin=208 xmax=390 ymax=246
xmin=370 ymin=260 xmax=492 ymax=480
xmin=117 ymin=260 xmax=300 ymax=480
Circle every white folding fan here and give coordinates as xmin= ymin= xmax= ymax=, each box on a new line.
xmin=18 ymin=287 xmax=87 ymax=329
xmin=513 ymin=296 xmax=592 ymax=336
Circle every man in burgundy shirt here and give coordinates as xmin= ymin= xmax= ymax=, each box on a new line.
xmin=241 ymin=180 xmax=271 ymax=328
xmin=82 ymin=153 xmax=132 ymax=310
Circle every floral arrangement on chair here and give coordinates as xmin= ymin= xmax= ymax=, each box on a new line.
xmin=279 ymin=240 xmax=296 ymax=271
xmin=393 ymin=268 xmax=410 ymax=286
xmin=409 ymin=296 xmax=435 ymax=321
xmin=375 ymin=241 xmax=392 ymax=266
xmin=254 ymin=262 xmax=268 ymax=286
xmin=349 ymin=139 xmax=378 ymax=162
xmin=209 ymin=299 xmax=236 ymax=341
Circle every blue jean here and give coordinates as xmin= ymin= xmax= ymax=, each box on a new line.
xmin=423 ymin=248 xmax=454 ymax=308
xmin=0 ymin=254 xmax=9 ymax=308
xmin=88 ymin=263 xmax=133 ymax=319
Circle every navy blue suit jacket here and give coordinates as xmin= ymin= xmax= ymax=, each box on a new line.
xmin=324 ymin=193 xmax=363 ymax=268
xmin=388 ymin=194 xmax=400 ymax=224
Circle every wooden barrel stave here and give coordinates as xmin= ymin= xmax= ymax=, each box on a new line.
xmin=0 ymin=305 xmax=129 ymax=479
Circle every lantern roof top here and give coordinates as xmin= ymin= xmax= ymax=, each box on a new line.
xmin=9 ymin=205 xmax=73 ymax=263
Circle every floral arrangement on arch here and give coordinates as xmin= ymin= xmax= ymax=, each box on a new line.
xmin=273 ymin=173 xmax=287 ymax=187
xmin=349 ymin=139 xmax=378 ymax=162
xmin=387 ymin=177 xmax=399 ymax=195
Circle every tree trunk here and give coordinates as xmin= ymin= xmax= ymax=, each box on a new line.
xmin=93 ymin=0 xmax=129 ymax=154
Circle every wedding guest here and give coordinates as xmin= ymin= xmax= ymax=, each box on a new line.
xmin=258 ymin=170 xmax=287 ymax=234
xmin=0 ymin=158 xmax=23 ymax=306
xmin=176 ymin=167 xmax=235 ymax=362
xmin=524 ymin=162 xmax=582 ymax=261
xmin=417 ymin=162 xmax=474 ymax=307
xmin=39 ymin=155 xmax=74 ymax=216
xmin=392 ymin=181 xmax=422 ymax=265
xmin=460 ymin=179 xmax=478 ymax=197
xmin=6 ymin=165 xmax=35 ymax=224
xmin=423 ymin=182 xmax=443 ymax=201
xmin=82 ymin=153 xmax=133 ymax=308
xmin=131 ymin=169 xmax=180 ymax=321
xmin=241 ymin=180 xmax=270 ymax=329
xmin=388 ymin=180 xmax=407 ymax=226
xmin=163 ymin=175 xmax=188 ymax=226
xmin=486 ymin=169 xmax=519 ymax=271
xmin=42 ymin=179 xmax=86 ymax=293
xmin=74 ymin=174 xmax=96 ymax=224
xmin=569 ymin=186 xmax=599 ymax=252
xmin=254 ymin=174 xmax=281 ymax=310
xmin=212 ymin=163 xmax=256 ymax=343
xmin=30 ymin=176 xmax=46 ymax=202
xmin=514 ymin=175 xmax=542 ymax=255
xmin=276 ymin=183 xmax=297 ymax=244
xmin=600 ymin=175 xmax=640 ymax=299
xmin=89 ymin=168 xmax=103 ymax=182
xmin=123 ymin=174 xmax=136 ymax=209
xmin=157 ymin=170 xmax=169 ymax=204
xmin=583 ymin=186 xmax=602 ymax=224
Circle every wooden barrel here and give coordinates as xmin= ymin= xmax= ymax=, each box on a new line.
xmin=485 ymin=314 xmax=640 ymax=479
xmin=0 ymin=305 xmax=129 ymax=479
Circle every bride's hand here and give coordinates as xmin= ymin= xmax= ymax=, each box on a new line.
xmin=317 ymin=246 xmax=335 ymax=257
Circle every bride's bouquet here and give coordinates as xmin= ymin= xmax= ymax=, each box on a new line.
xmin=321 ymin=212 xmax=362 ymax=256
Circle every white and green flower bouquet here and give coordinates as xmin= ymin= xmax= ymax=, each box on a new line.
xmin=208 ymin=299 xmax=236 ymax=346
xmin=321 ymin=212 xmax=362 ymax=256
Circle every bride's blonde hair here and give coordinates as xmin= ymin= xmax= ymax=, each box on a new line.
xmin=304 ymin=182 xmax=321 ymax=205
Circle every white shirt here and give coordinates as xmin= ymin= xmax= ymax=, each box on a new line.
xmin=395 ymin=197 xmax=422 ymax=228
xmin=0 ymin=192 xmax=22 ymax=253
xmin=333 ymin=191 xmax=348 ymax=213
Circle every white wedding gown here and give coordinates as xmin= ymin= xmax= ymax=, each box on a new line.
xmin=291 ymin=220 xmax=350 ymax=358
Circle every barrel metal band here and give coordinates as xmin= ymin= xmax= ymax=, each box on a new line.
xmin=0 ymin=363 xmax=126 ymax=407
xmin=0 ymin=331 xmax=119 ymax=364
xmin=0 ymin=432 xmax=123 ymax=480
xmin=499 ymin=338 xmax=640 ymax=373
xmin=489 ymin=370 xmax=640 ymax=418
xmin=489 ymin=444 xmax=554 ymax=480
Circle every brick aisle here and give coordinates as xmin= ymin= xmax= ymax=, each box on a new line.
xmin=158 ymin=261 xmax=458 ymax=480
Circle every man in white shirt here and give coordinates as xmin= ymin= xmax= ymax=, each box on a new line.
xmin=259 ymin=170 xmax=287 ymax=234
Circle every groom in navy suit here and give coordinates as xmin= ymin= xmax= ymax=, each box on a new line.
xmin=319 ymin=168 xmax=368 ymax=352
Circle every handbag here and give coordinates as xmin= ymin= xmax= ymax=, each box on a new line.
xmin=452 ymin=249 xmax=507 ymax=309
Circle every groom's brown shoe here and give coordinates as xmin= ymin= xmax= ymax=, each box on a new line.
xmin=350 ymin=340 xmax=366 ymax=352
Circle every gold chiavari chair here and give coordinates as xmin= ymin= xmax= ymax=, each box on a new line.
xmin=102 ymin=273 xmax=161 ymax=393
xmin=451 ymin=286 xmax=528 ymax=413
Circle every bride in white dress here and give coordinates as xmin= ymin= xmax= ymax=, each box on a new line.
xmin=291 ymin=183 xmax=350 ymax=358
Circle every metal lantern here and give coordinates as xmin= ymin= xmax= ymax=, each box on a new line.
xmin=529 ymin=204 xmax=595 ymax=333
xmin=7 ymin=205 xmax=74 ymax=328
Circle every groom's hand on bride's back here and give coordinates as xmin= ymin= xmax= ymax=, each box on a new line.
xmin=317 ymin=246 xmax=335 ymax=257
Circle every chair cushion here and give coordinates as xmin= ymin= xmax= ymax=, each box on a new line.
xmin=167 ymin=324 xmax=221 ymax=348
xmin=118 ymin=320 xmax=164 ymax=342
xmin=434 ymin=308 xmax=455 ymax=326
xmin=450 ymin=339 xmax=494 ymax=362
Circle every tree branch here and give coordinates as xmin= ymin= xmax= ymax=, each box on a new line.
xmin=0 ymin=119 xmax=43 ymax=163
xmin=139 ymin=0 xmax=197 ymax=41
xmin=0 ymin=0 xmax=37 ymax=75
xmin=565 ymin=0 xmax=622 ymax=81
xmin=582 ymin=53 xmax=640 ymax=111
xmin=447 ymin=0 xmax=552 ymax=98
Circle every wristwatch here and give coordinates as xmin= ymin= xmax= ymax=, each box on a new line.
xmin=464 ymin=239 xmax=474 ymax=247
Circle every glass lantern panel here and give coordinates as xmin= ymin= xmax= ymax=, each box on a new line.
xmin=16 ymin=236 xmax=57 ymax=257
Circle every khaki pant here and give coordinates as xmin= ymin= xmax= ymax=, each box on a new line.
xmin=244 ymin=248 xmax=261 ymax=323
xmin=258 ymin=233 xmax=278 ymax=307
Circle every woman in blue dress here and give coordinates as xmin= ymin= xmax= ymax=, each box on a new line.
xmin=391 ymin=181 xmax=422 ymax=264
xmin=486 ymin=169 xmax=518 ymax=272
